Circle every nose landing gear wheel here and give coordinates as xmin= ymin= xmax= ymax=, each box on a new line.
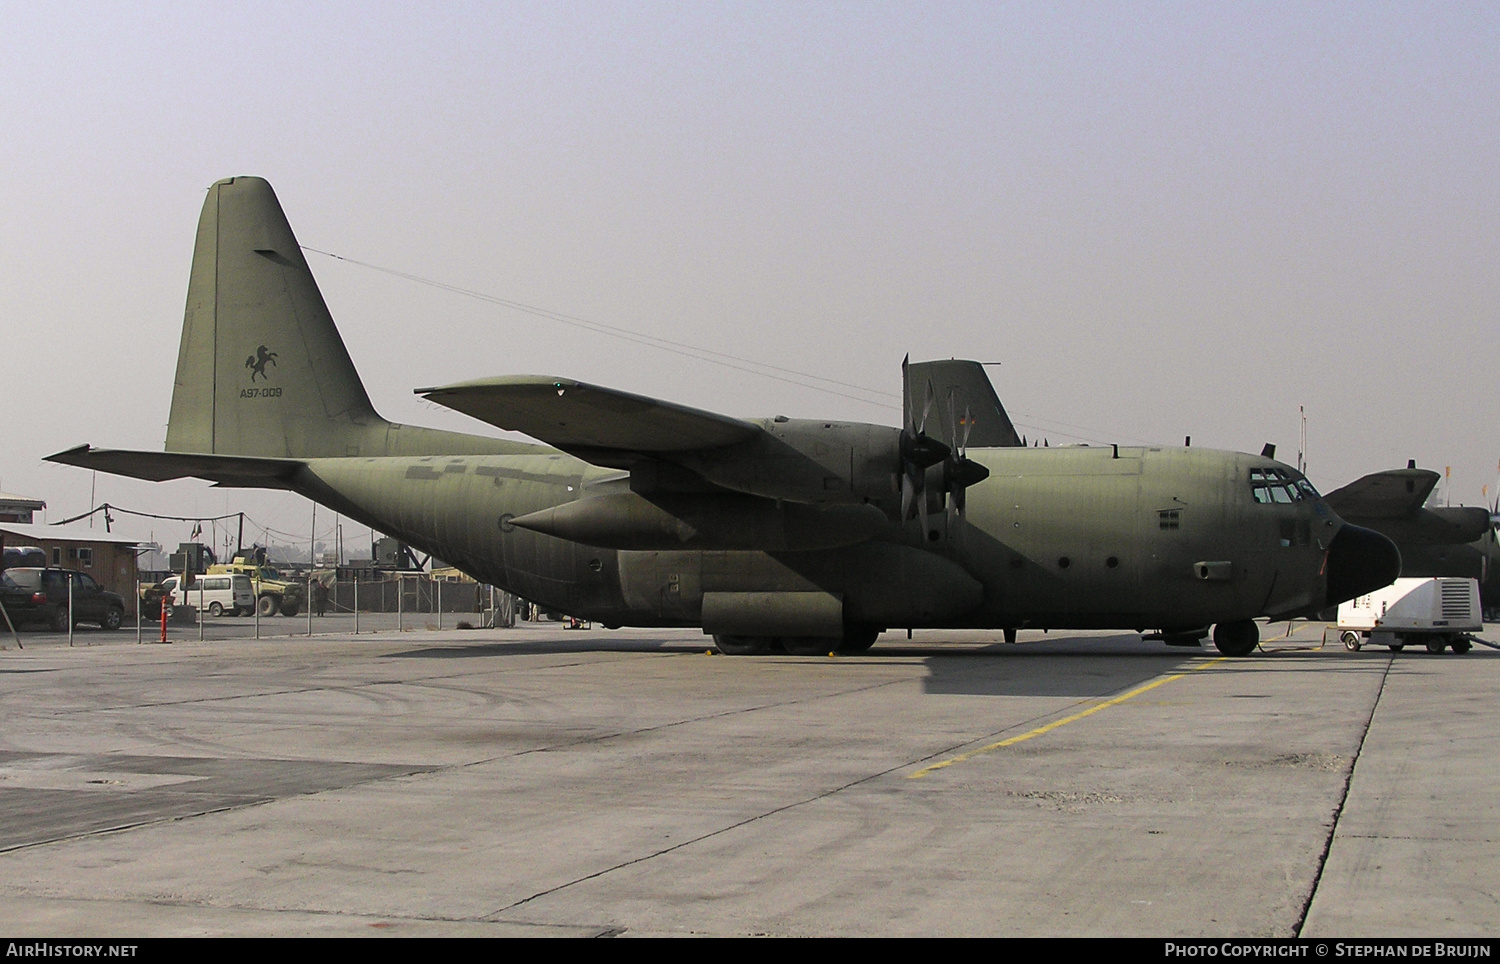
xmin=1213 ymin=620 xmax=1259 ymax=657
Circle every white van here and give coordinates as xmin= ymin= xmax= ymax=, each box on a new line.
xmin=162 ymin=574 xmax=255 ymax=617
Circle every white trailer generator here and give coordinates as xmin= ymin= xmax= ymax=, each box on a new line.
xmin=1337 ymin=577 xmax=1482 ymax=654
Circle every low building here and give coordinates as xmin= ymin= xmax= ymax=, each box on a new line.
xmin=0 ymin=493 xmax=46 ymax=524
xmin=0 ymin=522 xmax=145 ymax=615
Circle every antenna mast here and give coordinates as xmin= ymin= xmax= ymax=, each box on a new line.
xmin=1297 ymin=406 xmax=1307 ymax=475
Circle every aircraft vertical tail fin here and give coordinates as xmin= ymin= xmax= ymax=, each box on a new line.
xmin=904 ymin=360 xmax=1023 ymax=449
xmin=165 ymin=176 xmax=383 ymax=458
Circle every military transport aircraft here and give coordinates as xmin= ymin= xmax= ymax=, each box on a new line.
xmin=1325 ymin=464 xmax=1498 ymax=612
xmin=48 ymin=177 xmax=1400 ymax=656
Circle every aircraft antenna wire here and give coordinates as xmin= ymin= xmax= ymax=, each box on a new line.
xmin=301 ymin=246 xmax=1159 ymax=445
xmin=301 ymin=246 xmax=901 ymax=412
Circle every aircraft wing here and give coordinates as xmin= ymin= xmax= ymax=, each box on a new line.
xmin=46 ymin=445 xmax=301 ymax=489
xmin=1323 ymin=468 xmax=1440 ymax=520
xmin=416 ymin=377 xmax=762 ymax=467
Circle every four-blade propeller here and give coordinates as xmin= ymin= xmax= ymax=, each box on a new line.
xmin=898 ymin=355 xmax=991 ymax=533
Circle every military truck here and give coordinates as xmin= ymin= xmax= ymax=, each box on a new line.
xmin=206 ymin=551 xmax=305 ymax=617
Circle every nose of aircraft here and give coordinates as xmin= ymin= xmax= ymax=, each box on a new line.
xmin=1324 ymin=523 xmax=1402 ymax=607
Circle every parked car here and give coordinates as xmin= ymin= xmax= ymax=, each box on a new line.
xmin=0 ymin=568 xmax=126 ymax=631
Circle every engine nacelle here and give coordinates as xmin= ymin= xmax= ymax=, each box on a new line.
xmin=510 ymin=492 xmax=889 ymax=551
xmin=672 ymin=419 xmax=901 ymax=507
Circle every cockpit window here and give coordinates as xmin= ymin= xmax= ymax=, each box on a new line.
xmin=1249 ymin=467 xmax=1317 ymax=504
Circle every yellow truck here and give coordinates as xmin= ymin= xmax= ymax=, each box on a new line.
xmin=207 ymin=554 xmax=306 ymax=617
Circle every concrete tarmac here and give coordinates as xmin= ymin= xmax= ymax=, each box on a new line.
xmin=0 ymin=620 xmax=1494 ymax=937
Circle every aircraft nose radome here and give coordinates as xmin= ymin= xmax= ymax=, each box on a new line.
xmin=1324 ymin=524 xmax=1402 ymax=607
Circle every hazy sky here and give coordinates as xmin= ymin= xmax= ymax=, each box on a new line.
xmin=2 ymin=2 xmax=1496 ymax=553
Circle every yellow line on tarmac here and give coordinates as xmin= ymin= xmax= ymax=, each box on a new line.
xmin=907 ymin=656 xmax=1228 ymax=779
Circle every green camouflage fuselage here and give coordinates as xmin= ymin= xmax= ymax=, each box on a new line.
xmin=292 ymin=441 xmax=1331 ymax=631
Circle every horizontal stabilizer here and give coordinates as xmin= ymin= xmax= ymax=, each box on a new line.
xmin=1324 ymin=468 xmax=1439 ymax=520
xmin=46 ymin=445 xmax=300 ymax=488
xmin=417 ymin=377 xmax=761 ymax=466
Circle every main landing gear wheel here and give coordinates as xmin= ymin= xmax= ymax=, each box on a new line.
xmin=1213 ymin=620 xmax=1259 ymax=657
xmin=712 ymin=634 xmax=771 ymax=656
xmin=1341 ymin=631 xmax=1362 ymax=652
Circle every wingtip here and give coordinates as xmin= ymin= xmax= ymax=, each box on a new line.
xmin=44 ymin=443 xmax=94 ymax=464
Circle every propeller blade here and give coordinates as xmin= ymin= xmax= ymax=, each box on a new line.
xmin=947 ymin=390 xmax=958 ymax=455
xmin=902 ymin=354 xmax=915 ymax=435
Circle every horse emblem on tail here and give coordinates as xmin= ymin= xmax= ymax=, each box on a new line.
xmin=246 ymin=345 xmax=278 ymax=381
